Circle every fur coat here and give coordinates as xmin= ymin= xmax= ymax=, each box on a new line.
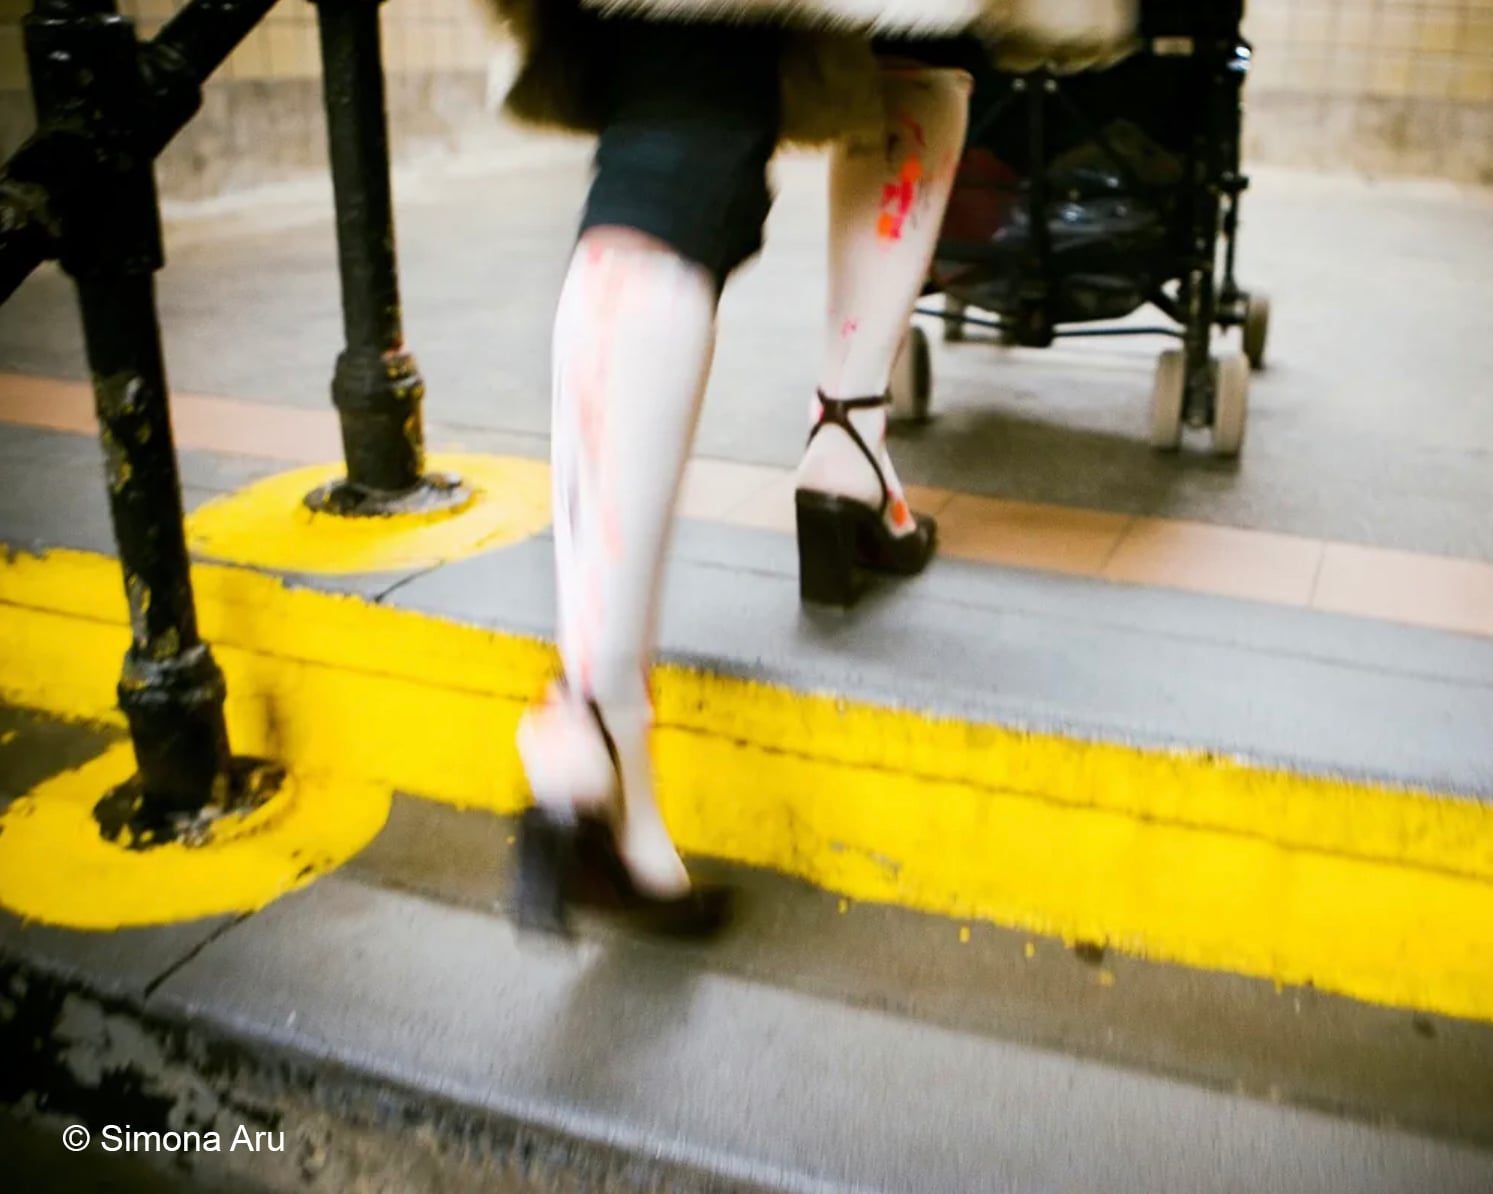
xmin=483 ymin=0 xmax=1138 ymax=145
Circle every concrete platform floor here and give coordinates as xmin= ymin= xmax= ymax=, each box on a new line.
xmin=3 ymin=145 xmax=1493 ymax=1190
xmin=0 ymin=151 xmax=1491 ymax=561
xmin=3 ymin=703 xmax=1492 ymax=1193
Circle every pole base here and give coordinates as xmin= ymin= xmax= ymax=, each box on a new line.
xmin=302 ymin=469 xmax=472 ymax=518
xmin=93 ymin=756 xmax=286 ymax=850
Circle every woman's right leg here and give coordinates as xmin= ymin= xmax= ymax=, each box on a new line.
xmin=516 ymin=20 xmax=780 ymax=928
xmin=528 ymin=228 xmax=716 ymax=902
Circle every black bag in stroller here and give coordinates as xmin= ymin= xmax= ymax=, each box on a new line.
xmin=892 ymin=1 xmax=1271 ymax=457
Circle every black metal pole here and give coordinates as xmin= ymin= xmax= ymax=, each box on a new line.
xmin=151 ymin=0 xmax=282 ymax=83
xmin=0 ymin=178 xmax=56 ymax=299
xmin=0 ymin=170 xmax=58 ymax=303
xmin=1217 ymin=41 xmax=1251 ymax=313
xmin=1018 ymin=72 xmax=1055 ymax=348
xmin=23 ymin=0 xmax=233 ymax=819
xmin=81 ymin=275 xmax=235 ymax=813
xmin=1026 ymin=74 xmax=1051 ymax=265
xmin=308 ymin=0 xmax=461 ymax=513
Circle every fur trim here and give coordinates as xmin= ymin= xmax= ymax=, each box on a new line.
xmin=583 ymin=0 xmax=1003 ymax=34
xmin=583 ymin=0 xmax=1138 ymax=47
xmin=482 ymin=0 xmax=1138 ymax=145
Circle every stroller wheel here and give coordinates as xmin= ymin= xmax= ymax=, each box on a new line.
xmin=943 ymin=298 xmax=967 ymax=343
xmin=1149 ymin=349 xmax=1186 ymax=451
xmin=1244 ymin=292 xmax=1271 ymax=371
xmin=1211 ymin=352 xmax=1250 ymax=458
xmin=889 ymin=325 xmax=933 ymax=424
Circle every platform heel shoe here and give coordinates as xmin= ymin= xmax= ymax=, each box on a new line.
xmin=796 ymin=394 xmax=937 ymax=608
xmin=511 ymin=805 xmax=577 ymax=936
xmin=513 ymin=695 xmax=732 ymax=939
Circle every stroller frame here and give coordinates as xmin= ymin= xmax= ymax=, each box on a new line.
xmin=901 ymin=4 xmax=1270 ymax=455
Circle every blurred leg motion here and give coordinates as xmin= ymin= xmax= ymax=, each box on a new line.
xmin=514 ymin=27 xmax=972 ymax=935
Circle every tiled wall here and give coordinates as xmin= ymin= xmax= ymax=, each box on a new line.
xmin=2 ymin=1 xmax=1491 ymax=190
xmin=0 ymin=0 xmax=499 ymax=197
xmin=0 ymin=0 xmax=491 ymax=85
xmin=1243 ymin=0 xmax=1493 ymax=182
xmin=1248 ymin=0 xmax=1493 ymax=106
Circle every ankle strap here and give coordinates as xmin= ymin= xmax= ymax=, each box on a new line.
xmin=586 ymin=698 xmax=621 ymax=775
xmin=815 ymin=393 xmax=887 ymax=413
xmin=807 ymin=391 xmax=891 ymax=516
xmin=553 ymin=677 xmax=624 ymax=776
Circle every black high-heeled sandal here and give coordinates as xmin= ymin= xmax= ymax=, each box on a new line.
xmin=512 ymin=701 xmax=732 ymax=940
xmin=796 ymin=393 xmax=937 ymax=608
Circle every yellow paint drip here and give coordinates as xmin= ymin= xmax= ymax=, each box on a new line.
xmin=4 ymin=546 xmax=1493 ymax=1020
xmin=0 ymin=745 xmax=390 ymax=929
xmin=185 ymin=454 xmax=551 ymax=575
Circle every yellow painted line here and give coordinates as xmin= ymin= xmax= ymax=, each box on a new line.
xmin=186 ymin=455 xmax=552 ymax=574
xmin=2 ymin=546 xmax=1492 ymax=1021
xmin=0 ymin=745 xmax=390 ymax=929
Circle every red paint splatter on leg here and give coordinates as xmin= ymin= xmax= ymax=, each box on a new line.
xmin=878 ymin=157 xmax=924 ymax=242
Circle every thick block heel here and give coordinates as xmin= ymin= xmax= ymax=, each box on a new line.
xmin=512 ymin=807 xmax=575 ymax=937
xmin=798 ymin=393 xmax=938 ymax=609
xmin=796 ymin=491 xmax=862 ymax=608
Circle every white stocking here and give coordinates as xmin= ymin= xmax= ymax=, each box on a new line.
xmin=801 ymin=66 xmax=972 ymax=534
xmin=522 ymin=230 xmax=716 ymax=897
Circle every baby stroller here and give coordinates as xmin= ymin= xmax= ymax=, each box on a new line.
xmin=890 ymin=0 xmax=1269 ymax=457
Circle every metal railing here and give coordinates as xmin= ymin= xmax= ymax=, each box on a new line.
xmin=0 ymin=0 xmax=458 ymax=828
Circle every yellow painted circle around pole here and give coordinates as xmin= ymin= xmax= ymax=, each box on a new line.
xmin=0 ymin=746 xmax=391 ymax=929
xmin=186 ymin=454 xmax=551 ymax=575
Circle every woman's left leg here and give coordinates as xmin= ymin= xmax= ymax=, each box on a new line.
xmin=797 ymin=45 xmax=974 ymax=605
